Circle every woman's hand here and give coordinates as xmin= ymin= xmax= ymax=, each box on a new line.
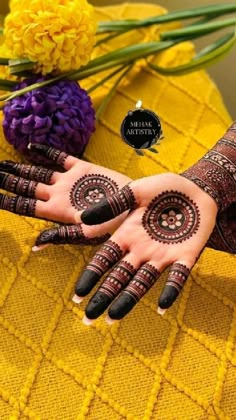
xmin=72 ymin=172 xmax=218 ymax=324
xmin=0 ymin=144 xmax=131 ymax=246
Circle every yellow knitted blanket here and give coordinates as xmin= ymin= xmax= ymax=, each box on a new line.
xmin=0 ymin=3 xmax=235 ymax=419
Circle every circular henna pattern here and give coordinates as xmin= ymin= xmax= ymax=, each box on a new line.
xmin=70 ymin=174 xmax=119 ymax=210
xmin=142 ymin=191 xmax=200 ymax=243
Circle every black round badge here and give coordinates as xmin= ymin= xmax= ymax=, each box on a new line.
xmin=121 ymin=108 xmax=162 ymax=150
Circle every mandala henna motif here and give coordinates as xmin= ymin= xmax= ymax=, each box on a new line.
xmin=0 ymin=161 xmax=54 ymax=184
xmin=0 ymin=173 xmax=38 ymax=197
xmin=142 ymin=191 xmax=200 ymax=243
xmin=35 ymin=224 xmax=110 ymax=246
xmin=70 ymin=174 xmax=119 ymax=210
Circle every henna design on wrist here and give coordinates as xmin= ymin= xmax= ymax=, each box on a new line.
xmin=142 ymin=191 xmax=200 ymax=244
xmin=35 ymin=224 xmax=110 ymax=246
xmin=70 ymin=174 xmax=119 ymax=210
xmin=158 ymin=263 xmax=190 ymax=309
xmin=0 ymin=161 xmax=54 ymax=184
xmin=29 ymin=144 xmax=68 ymax=167
xmin=85 ymin=261 xmax=136 ymax=319
xmin=75 ymin=240 xmax=123 ymax=296
xmin=107 ymin=263 xmax=161 ymax=320
xmin=181 ymin=122 xmax=236 ymax=210
xmin=81 ymin=184 xmax=137 ymax=225
xmin=0 ymin=173 xmax=38 ymax=197
xmin=207 ymin=202 xmax=236 ymax=254
xmin=0 ymin=194 xmax=37 ymax=217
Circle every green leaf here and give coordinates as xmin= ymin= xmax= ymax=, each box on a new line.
xmin=9 ymin=58 xmax=36 ymax=74
xmin=0 ymin=57 xmax=9 ymax=65
xmin=135 ymin=149 xmax=144 ymax=156
xmin=160 ymin=17 xmax=236 ymax=40
xmin=149 ymin=147 xmax=159 ymax=153
xmin=149 ymin=31 xmax=236 ymax=76
xmin=98 ymin=4 xmax=236 ymax=33
xmin=0 ymin=78 xmax=17 ymax=89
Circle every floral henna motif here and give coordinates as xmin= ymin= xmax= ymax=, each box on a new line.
xmin=0 ymin=173 xmax=38 ymax=197
xmin=0 ymin=194 xmax=37 ymax=216
xmin=35 ymin=224 xmax=110 ymax=246
xmin=142 ymin=191 xmax=200 ymax=244
xmin=0 ymin=161 xmax=54 ymax=184
xmin=70 ymin=174 xmax=119 ymax=210
xmin=75 ymin=240 xmax=123 ymax=296
xmin=181 ymin=122 xmax=236 ymax=211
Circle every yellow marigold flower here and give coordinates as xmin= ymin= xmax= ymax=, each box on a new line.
xmin=4 ymin=0 xmax=97 ymax=75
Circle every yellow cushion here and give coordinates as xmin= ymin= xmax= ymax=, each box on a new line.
xmin=0 ymin=3 xmax=235 ymax=419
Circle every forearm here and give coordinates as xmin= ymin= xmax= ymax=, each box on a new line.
xmin=181 ymin=122 xmax=236 ymax=211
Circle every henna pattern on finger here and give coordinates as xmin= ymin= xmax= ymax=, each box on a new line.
xmin=0 ymin=161 xmax=54 ymax=184
xmin=125 ymin=263 xmax=160 ymax=301
xmin=158 ymin=263 xmax=190 ymax=310
xmin=0 ymin=173 xmax=38 ymax=197
xmin=142 ymin=191 xmax=200 ymax=244
xmin=0 ymin=194 xmax=37 ymax=216
xmin=35 ymin=223 xmax=110 ymax=246
xmin=29 ymin=144 xmax=68 ymax=167
xmin=81 ymin=184 xmax=137 ymax=225
xmin=75 ymin=240 xmax=123 ymax=296
xmin=70 ymin=174 xmax=119 ymax=210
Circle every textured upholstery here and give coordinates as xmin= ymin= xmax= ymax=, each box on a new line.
xmin=0 ymin=3 xmax=235 ymax=419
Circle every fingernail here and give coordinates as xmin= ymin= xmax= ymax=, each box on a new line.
xmin=82 ymin=315 xmax=94 ymax=326
xmin=105 ymin=315 xmax=115 ymax=325
xmin=157 ymin=307 xmax=166 ymax=316
xmin=74 ymin=211 xmax=82 ymax=223
xmin=72 ymin=294 xmax=84 ymax=304
xmin=28 ymin=143 xmax=32 ymax=150
xmin=32 ymin=244 xmax=49 ymax=252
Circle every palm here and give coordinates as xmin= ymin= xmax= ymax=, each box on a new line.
xmin=74 ymin=172 xmax=218 ymax=322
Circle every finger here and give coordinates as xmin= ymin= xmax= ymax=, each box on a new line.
xmin=0 ymin=172 xmax=50 ymax=200
xmin=79 ymin=184 xmax=136 ymax=225
xmin=0 ymin=193 xmax=37 ymax=217
xmin=28 ymin=143 xmax=78 ymax=170
xmin=0 ymin=160 xmax=54 ymax=184
xmin=74 ymin=239 xmax=123 ymax=298
xmin=157 ymin=262 xmax=191 ymax=314
xmin=84 ymin=257 xmax=138 ymax=320
xmin=107 ymin=262 xmax=161 ymax=321
xmin=33 ymin=223 xmax=111 ymax=249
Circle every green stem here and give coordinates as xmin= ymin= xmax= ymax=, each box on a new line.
xmin=96 ymin=64 xmax=133 ymax=120
xmin=0 ymin=78 xmax=17 ymax=89
xmin=0 ymin=57 xmax=9 ymax=65
xmin=149 ymin=31 xmax=236 ymax=75
xmin=87 ymin=64 xmax=130 ymax=93
xmin=97 ymin=3 xmax=236 ymax=33
xmin=161 ymin=17 xmax=236 ymax=40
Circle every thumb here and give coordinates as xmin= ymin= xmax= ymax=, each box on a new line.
xmin=79 ymin=184 xmax=137 ymax=225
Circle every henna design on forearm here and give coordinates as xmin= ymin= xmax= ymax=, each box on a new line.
xmin=70 ymin=174 xmax=119 ymax=210
xmin=158 ymin=263 xmax=190 ymax=309
xmin=206 ymin=202 xmax=236 ymax=254
xmin=81 ymin=184 xmax=137 ymax=225
xmin=0 ymin=161 xmax=54 ymax=184
xmin=0 ymin=173 xmax=38 ymax=197
xmin=0 ymin=194 xmax=37 ymax=217
xmin=29 ymin=144 xmax=68 ymax=167
xmin=181 ymin=122 xmax=236 ymax=211
xmin=142 ymin=191 xmax=200 ymax=244
xmin=75 ymin=240 xmax=123 ymax=296
xmin=35 ymin=223 xmax=110 ymax=246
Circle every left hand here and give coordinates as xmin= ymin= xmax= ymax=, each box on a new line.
xmin=72 ymin=172 xmax=218 ymax=324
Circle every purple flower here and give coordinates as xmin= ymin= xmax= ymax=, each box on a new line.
xmin=3 ymin=76 xmax=96 ymax=164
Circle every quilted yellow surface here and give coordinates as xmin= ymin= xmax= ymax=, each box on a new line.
xmin=0 ymin=3 xmax=236 ymax=419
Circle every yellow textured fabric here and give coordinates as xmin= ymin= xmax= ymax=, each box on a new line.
xmin=0 ymin=3 xmax=235 ymax=419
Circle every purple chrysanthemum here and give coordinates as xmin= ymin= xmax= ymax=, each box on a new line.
xmin=3 ymin=76 xmax=96 ymax=164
